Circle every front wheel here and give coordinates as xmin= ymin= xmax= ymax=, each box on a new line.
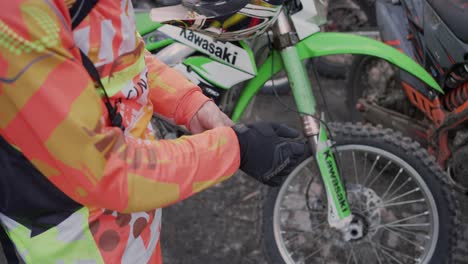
xmin=262 ymin=123 xmax=457 ymax=264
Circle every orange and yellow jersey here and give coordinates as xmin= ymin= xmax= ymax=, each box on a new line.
xmin=0 ymin=0 xmax=240 ymax=263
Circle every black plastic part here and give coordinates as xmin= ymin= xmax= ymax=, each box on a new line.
xmin=376 ymin=0 xmax=438 ymax=99
xmin=427 ymin=0 xmax=468 ymax=44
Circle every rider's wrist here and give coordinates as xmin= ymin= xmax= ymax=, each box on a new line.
xmin=232 ymin=124 xmax=249 ymax=166
xmin=175 ymin=89 xmax=211 ymax=127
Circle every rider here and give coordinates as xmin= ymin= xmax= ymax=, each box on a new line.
xmin=0 ymin=0 xmax=305 ymax=262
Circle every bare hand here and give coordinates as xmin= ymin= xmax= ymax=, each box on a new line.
xmin=189 ymin=101 xmax=234 ymax=134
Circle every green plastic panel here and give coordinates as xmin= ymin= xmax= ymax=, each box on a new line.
xmin=183 ymin=56 xmax=230 ymax=90
xmin=297 ymin=32 xmax=442 ymax=92
xmin=135 ymin=11 xmax=163 ymax=36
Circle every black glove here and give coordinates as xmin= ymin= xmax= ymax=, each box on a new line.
xmin=232 ymin=122 xmax=309 ymax=187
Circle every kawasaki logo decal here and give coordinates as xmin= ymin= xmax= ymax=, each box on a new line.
xmin=323 ymin=150 xmax=349 ymax=214
xmin=179 ymin=29 xmax=238 ymax=65
xmin=158 ymin=25 xmax=257 ymax=75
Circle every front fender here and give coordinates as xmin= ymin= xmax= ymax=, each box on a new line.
xmin=297 ymin=32 xmax=441 ymax=92
xmin=232 ymin=32 xmax=442 ymax=121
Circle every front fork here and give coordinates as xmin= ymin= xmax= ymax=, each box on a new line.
xmin=273 ymin=11 xmax=352 ymax=230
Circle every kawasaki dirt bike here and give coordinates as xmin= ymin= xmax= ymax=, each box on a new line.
xmin=346 ymin=0 xmax=468 ymax=195
xmin=137 ymin=0 xmax=458 ymax=263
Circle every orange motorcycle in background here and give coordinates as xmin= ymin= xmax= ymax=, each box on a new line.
xmin=347 ymin=0 xmax=468 ymax=193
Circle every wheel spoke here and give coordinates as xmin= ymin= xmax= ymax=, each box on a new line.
xmin=369 ymin=238 xmax=404 ymax=264
xmin=368 ymin=160 xmax=392 ymax=188
xmin=382 ymin=168 xmax=404 ymax=198
xmin=383 ymin=223 xmax=430 ymax=228
xmin=387 ymin=226 xmax=430 ymax=240
xmin=352 ymin=151 xmax=359 ymax=185
xmin=363 ymin=155 xmax=380 ymax=185
xmin=382 ymin=226 xmax=425 ymax=250
xmin=289 ymin=231 xmax=329 ymax=262
xmin=346 ymin=252 xmax=353 ymax=264
xmin=309 ymin=221 xmax=327 ymax=232
xmin=281 ymin=229 xmax=312 ymax=235
xmin=372 ymin=241 xmax=418 ymax=262
xmin=384 ymin=187 xmax=421 ymax=204
xmin=347 ymin=244 xmax=358 ymax=264
xmin=365 ymin=198 xmax=426 ymax=212
xmin=384 ymin=211 xmax=429 ymax=226
xmin=369 ymin=241 xmax=384 ymax=264
xmin=363 ymin=152 xmax=368 ymax=179
xmin=381 ymin=198 xmax=426 ymax=208
xmin=280 ymin=222 xmax=327 ymax=238
xmin=284 ymin=234 xmax=300 ymax=246
xmin=385 ymin=177 xmax=412 ymax=201
xmin=378 ymin=247 xmax=405 ymax=264
xmin=303 ymin=245 xmax=326 ymax=261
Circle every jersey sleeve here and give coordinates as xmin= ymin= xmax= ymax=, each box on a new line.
xmin=145 ymin=51 xmax=210 ymax=128
xmin=0 ymin=0 xmax=240 ymax=213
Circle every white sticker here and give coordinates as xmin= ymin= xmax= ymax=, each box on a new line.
xmin=158 ymin=25 xmax=257 ymax=75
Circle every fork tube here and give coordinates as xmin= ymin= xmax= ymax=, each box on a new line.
xmin=273 ymin=11 xmax=352 ymax=228
xmin=273 ymin=12 xmax=318 ymax=117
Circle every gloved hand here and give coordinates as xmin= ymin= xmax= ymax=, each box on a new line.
xmin=232 ymin=122 xmax=309 ymax=187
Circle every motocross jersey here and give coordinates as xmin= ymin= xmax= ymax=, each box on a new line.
xmin=0 ymin=0 xmax=240 ymax=263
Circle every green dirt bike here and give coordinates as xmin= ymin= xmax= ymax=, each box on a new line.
xmin=136 ymin=0 xmax=459 ymax=263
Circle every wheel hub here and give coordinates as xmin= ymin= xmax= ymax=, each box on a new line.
xmin=342 ymin=184 xmax=384 ymax=241
xmin=343 ymin=213 xmax=368 ymax=241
